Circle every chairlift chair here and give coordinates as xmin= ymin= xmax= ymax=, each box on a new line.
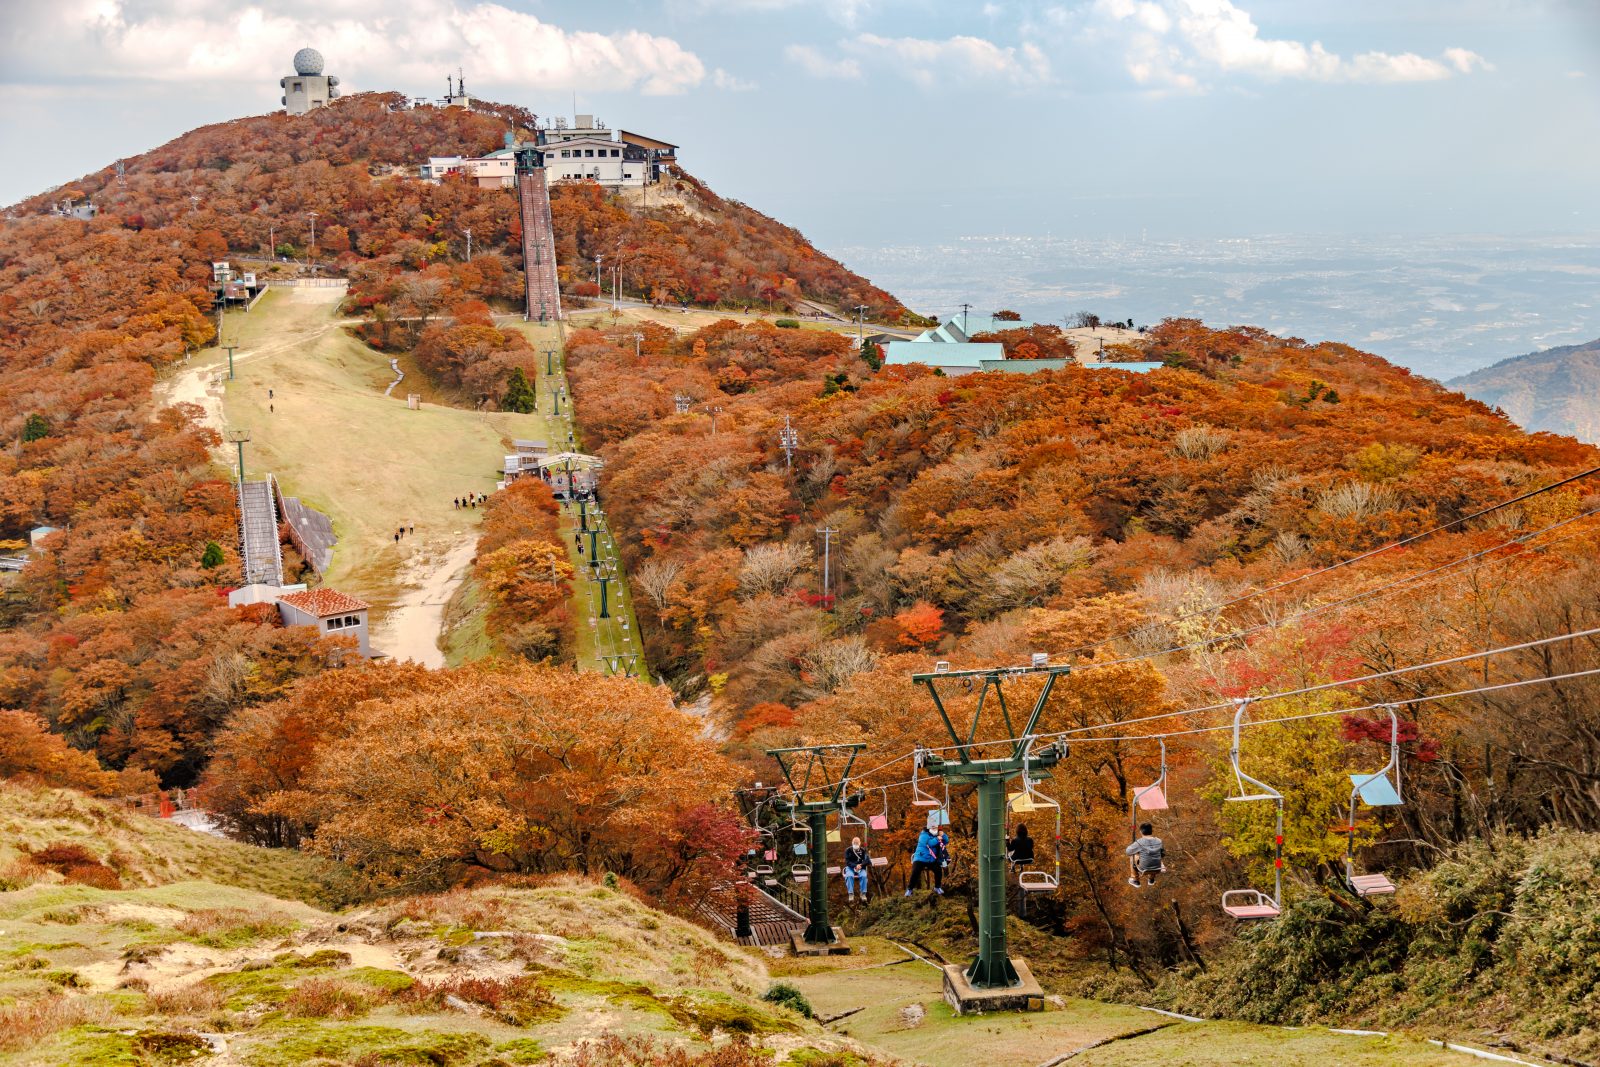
xmin=1221 ymin=701 xmax=1284 ymax=920
xmin=911 ymin=747 xmax=942 ymax=807
xmin=1011 ymin=738 xmax=1062 ymax=893
xmin=868 ymin=787 xmax=890 ymax=832
xmin=1343 ymin=705 xmax=1403 ymax=898
xmin=1129 ymin=738 xmax=1172 ymax=878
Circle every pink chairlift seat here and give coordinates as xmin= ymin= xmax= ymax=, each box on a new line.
xmin=1135 ymin=785 xmax=1168 ymax=811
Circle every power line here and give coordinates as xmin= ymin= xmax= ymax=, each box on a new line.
xmin=789 ymin=633 xmax=1600 ymax=797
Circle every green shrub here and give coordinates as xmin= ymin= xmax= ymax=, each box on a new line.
xmin=774 ymin=319 xmax=800 ymax=329
xmin=761 ymin=981 xmax=813 ymax=1018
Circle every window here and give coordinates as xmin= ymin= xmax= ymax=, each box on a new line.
xmin=585 ymin=149 xmax=595 ymax=157
xmin=611 ymin=149 xmax=620 ymax=157
xmin=326 ymin=617 xmax=344 ymax=630
xmin=560 ymin=150 xmax=570 ymax=158
xmin=345 ymin=615 xmax=360 ymax=626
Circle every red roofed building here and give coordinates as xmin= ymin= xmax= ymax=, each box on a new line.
xmin=277 ymin=588 xmax=372 ymax=657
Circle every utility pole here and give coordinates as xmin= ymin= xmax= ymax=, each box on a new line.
xmin=633 ymin=332 xmax=643 ymax=359
xmin=709 ymin=405 xmax=722 ymax=436
xmin=816 ymin=525 xmax=836 ymax=610
xmin=307 ymin=211 xmax=318 ymax=272
xmin=225 ymin=428 xmax=251 ymax=485
xmin=959 ymin=302 xmax=972 ymax=332
xmin=854 ymin=304 xmax=869 ymax=346
xmin=267 ymin=222 xmax=275 ymax=259
xmin=779 ymin=415 xmax=798 ymax=472
xmin=461 ymin=227 xmax=472 ymax=262
xmin=224 ymin=345 xmax=240 ymax=381
xmin=765 ymin=744 xmax=864 ymax=952
xmin=595 ymin=254 xmax=603 ymax=292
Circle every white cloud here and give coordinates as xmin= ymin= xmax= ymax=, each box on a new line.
xmin=784 ymin=44 xmax=862 ymax=80
xmin=2 ymin=0 xmax=707 ymax=97
xmin=1088 ymin=0 xmax=1490 ymax=89
xmin=673 ymin=0 xmax=872 ymax=27
xmin=845 ymin=33 xmax=1051 ymax=88
xmin=712 ymin=67 xmax=757 ymax=91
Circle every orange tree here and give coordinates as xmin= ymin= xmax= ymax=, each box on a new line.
xmin=272 ymin=662 xmax=745 ymax=899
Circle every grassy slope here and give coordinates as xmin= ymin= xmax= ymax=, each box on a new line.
xmin=212 ymin=289 xmax=548 ymax=613
xmin=0 ymin=784 xmax=865 ymax=1066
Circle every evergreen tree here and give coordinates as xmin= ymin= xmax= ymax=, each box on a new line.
xmin=503 ymin=367 xmax=538 ymax=414
xmin=200 ymin=541 xmax=224 ymax=569
xmin=22 ymin=414 xmax=49 ymax=442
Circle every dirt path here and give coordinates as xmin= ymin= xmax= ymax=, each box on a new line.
xmin=371 ymin=537 xmax=478 ymax=668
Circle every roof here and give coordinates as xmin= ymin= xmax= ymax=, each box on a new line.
xmin=619 ymin=130 xmax=678 ymax=152
xmin=883 ymin=340 xmax=1004 ymax=369
xmin=277 ymin=587 xmax=371 ymax=617
xmin=911 ymin=321 xmax=970 ymax=344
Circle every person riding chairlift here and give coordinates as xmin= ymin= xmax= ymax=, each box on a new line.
xmin=1007 ymin=824 xmax=1035 ymax=870
xmin=1126 ymin=822 xmax=1165 ymax=888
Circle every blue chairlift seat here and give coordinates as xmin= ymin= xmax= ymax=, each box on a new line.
xmin=1352 ymin=774 xmax=1402 ymax=807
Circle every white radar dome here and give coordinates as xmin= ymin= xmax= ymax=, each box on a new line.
xmin=292 ymin=48 xmax=325 ymax=76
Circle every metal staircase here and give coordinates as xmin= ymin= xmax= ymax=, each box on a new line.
xmin=517 ymin=168 xmax=563 ymax=322
xmin=238 ymin=474 xmax=284 ymax=586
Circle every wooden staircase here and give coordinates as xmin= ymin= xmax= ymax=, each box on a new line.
xmin=697 ymin=881 xmax=807 ymax=948
xmin=517 ymin=169 xmax=562 ymax=322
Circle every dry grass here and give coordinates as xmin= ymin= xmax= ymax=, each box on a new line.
xmin=0 ymin=995 xmax=115 ymax=1053
xmin=0 ymin=780 xmax=346 ymax=904
xmin=282 ymin=977 xmax=375 ymax=1019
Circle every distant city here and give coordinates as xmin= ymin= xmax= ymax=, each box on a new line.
xmin=835 ymin=233 xmax=1600 ymax=382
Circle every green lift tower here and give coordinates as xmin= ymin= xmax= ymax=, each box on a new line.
xmin=766 ymin=743 xmax=864 ymax=956
xmin=913 ymin=657 xmax=1068 ymax=1013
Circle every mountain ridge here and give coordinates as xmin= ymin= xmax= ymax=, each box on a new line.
xmin=1448 ymin=336 xmax=1600 ymax=443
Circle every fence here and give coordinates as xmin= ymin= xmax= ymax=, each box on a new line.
xmin=266 ymin=277 xmax=348 ymax=288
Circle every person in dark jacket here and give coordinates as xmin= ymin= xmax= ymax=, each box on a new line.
xmin=1007 ymin=824 xmax=1035 ymax=869
xmin=934 ymin=828 xmax=951 ymax=893
xmin=842 ymin=837 xmax=870 ymax=903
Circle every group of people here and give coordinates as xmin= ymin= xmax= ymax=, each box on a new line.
xmin=391 ymin=524 xmax=414 ymax=544
xmin=453 ymin=494 xmax=487 ymax=510
xmin=812 ymin=818 xmax=1165 ymax=906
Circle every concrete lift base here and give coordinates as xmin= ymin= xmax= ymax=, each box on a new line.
xmin=790 ymin=929 xmax=851 ymax=956
xmin=942 ymin=959 xmax=1045 ymax=1015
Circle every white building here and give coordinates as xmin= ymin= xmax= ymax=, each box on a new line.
xmin=538 ymin=115 xmax=676 ymax=187
xmin=281 ymin=48 xmax=340 ymax=115
xmin=420 ymin=152 xmax=516 ymax=188
xmin=275 ymin=588 xmax=373 ymax=657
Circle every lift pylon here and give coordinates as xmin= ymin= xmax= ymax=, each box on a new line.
xmin=765 ymin=743 xmax=864 ymax=955
xmin=913 ymin=657 xmax=1068 ymax=1012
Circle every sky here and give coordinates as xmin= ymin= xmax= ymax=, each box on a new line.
xmin=3 ymin=0 xmax=1599 ymax=247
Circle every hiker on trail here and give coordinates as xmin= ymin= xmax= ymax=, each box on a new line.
xmin=453 ymin=498 xmax=460 ymax=509
xmin=269 ymin=403 xmax=274 ymax=414
xmin=1126 ymin=822 xmax=1166 ymax=888
xmin=1007 ymin=824 xmax=1034 ymax=870
xmin=905 ymin=826 xmax=942 ymax=896
xmin=268 ymin=388 xmax=274 ymax=399
xmin=393 ymin=532 xmax=400 ymax=543
xmin=843 ymin=837 xmax=870 ymax=904
xmin=407 ymin=525 xmax=414 ymax=536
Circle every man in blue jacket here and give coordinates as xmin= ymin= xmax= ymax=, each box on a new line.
xmin=905 ymin=825 xmax=943 ymax=896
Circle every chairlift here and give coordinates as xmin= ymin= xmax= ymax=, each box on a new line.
xmin=1343 ymin=705 xmax=1403 ymax=898
xmin=1128 ymin=738 xmax=1172 ymax=887
xmin=792 ymin=862 xmax=812 ymax=883
xmin=911 ymin=747 xmax=942 ymax=807
xmin=868 ymin=787 xmax=890 ymax=832
xmin=1010 ymin=738 xmax=1062 ymax=893
xmin=1221 ymin=700 xmax=1284 ymax=920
